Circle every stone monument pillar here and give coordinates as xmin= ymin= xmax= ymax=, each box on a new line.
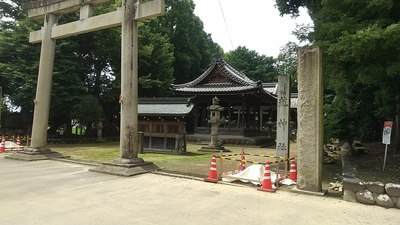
xmin=296 ymin=46 xmax=324 ymax=193
xmin=276 ymin=75 xmax=291 ymax=159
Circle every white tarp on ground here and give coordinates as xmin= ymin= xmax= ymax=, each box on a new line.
xmin=5 ymin=141 xmax=23 ymax=151
xmin=221 ymin=164 xmax=296 ymax=186
xmin=222 ymin=165 xmax=274 ymax=185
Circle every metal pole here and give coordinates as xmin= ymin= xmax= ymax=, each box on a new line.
xmin=383 ymin=144 xmax=388 ymax=171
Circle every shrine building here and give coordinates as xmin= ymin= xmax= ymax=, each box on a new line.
xmin=138 ymin=55 xmax=297 ymax=148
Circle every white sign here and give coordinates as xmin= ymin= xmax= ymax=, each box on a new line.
xmin=382 ymin=121 xmax=393 ymax=145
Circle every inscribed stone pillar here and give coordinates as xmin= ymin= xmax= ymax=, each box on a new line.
xmin=30 ymin=13 xmax=58 ymax=150
xmin=276 ymin=75 xmax=290 ymax=158
xmin=297 ymin=46 xmax=323 ymax=192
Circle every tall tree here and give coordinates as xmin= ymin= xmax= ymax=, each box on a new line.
xmin=138 ymin=21 xmax=175 ymax=97
xmin=148 ymin=0 xmax=222 ymax=83
xmin=276 ymin=42 xmax=299 ymax=91
xmin=0 ymin=4 xmax=42 ymax=130
xmin=0 ymin=0 xmax=222 ymax=136
xmin=276 ymin=0 xmax=400 ymax=143
xmin=225 ymin=46 xmax=278 ymax=82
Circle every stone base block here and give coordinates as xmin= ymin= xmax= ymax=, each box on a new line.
xmin=343 ymin=190 xmax=358 ymax=203
xmin=290 ymin=186 xmax=327 ymax=197
xmin=198 ymin=146 xmax=231 ymax=152
xmin=4 ymin=148 xmax=68 ymax=161
xmin=90 ymin=160 xmax=158 ymax=177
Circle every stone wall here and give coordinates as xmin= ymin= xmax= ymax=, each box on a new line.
xmin=342 ymin=143 xmax=400 ymax=208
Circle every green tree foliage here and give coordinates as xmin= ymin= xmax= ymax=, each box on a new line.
xmin=0 ymin=0 xmax=221 ymax=136
xmin=276 ymin=42 xmax=299 ymax=91
xmin=138 ymin=22 xmax=175 ymax=97
xmin=275 ymin=0 xmax=400 ymax=141
xmin=0 ymin=0 xmax=24 ymax=21
xmin=0 ymin=5 xmax=41 ymax=129
xmin=225 ymin=46 xmax=278 ymax=82
xmin=72 ymin=95 xmax=103 ymax=126
xmin=149 ymin=0 xmax=223 ymax=83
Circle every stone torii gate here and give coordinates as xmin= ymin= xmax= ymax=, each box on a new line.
xmin=7 ymin=0 xmax=164 ymax=175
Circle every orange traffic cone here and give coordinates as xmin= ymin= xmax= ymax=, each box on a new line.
xmin=0 ymin=136 xmax=5 ymax=153
xmin=205 ymin=154 xmax=218 ymax=183
xmin=289 ymin=158 xmax=297 ymax=182
xmin=16 ymin=135 xmax=21 ymax=146
xmin=258 ymin=161 xmax=276 ymax=192
xmin=237 ymin=148 xmax=246 ymax=172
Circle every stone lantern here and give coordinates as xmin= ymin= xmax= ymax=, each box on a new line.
xmin=199 ymin=96 xmax=230 ymax=152
xmin=208 ymin=96 xmax=224 ymax=148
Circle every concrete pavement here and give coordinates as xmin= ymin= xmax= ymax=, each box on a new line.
xmin=0 ymin=154 xmax=399 ymax=225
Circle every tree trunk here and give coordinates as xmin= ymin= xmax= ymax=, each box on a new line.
xmin=79 ymin=125 xmax=83 ymax=144
xmin=395 ymin=94 xmax=400 ymax=152
xmin=96 ymin=120 xmax=104 ymax=142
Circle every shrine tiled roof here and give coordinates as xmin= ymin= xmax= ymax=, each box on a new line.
xmin=170 ymin=55 xmax=276 ymax=100
xmin=138 ymin=98 xmax=194 ymax=116
xmin=263 ymin=83 xmax=278 ymax=95
xmin=172 ymin=84 xmax=260 ymax=93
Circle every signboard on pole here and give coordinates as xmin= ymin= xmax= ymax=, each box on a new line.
xmin=382 ymin=121 xmax=393 ymax=171
xmin=382 ymin=121 xmax=393 ymax=145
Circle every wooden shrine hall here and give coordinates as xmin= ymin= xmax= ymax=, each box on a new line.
xmin=170 ymin=55 xmax=282 ymax=138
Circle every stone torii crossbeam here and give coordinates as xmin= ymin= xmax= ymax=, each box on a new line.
xmin=6 ymin=0 xmax=164 ymax=175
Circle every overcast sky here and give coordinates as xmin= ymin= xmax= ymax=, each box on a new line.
xmin=192 ymin=0 xmax=312 ymax=57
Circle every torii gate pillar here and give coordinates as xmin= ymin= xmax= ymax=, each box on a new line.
xmin=30 ymin=13 xmax=57 ymax=151
xmin=6 ymin=0 xmax=164 ymax=173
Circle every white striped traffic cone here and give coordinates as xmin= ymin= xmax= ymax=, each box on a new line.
xmin=258 ymin=161 xmax=276 ymax=192
xmin=237 ymin=149 xmax=246 ymax=172
xmin=0 ymin=136 xmax=5 ymax=153
xmin=289 ymin=158 xmax=297 ymax=182
xmin=205 ymin=154 xmax=218 ymax=183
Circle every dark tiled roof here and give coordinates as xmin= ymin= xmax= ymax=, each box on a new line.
xmin=138 ymin=102 xmax=194 ymax=116
xmin=139 ymin=97 xmax=191 ymax=104
xmin=171 ymin=56 xmax=275 ymax=101
xmin=262 ymin=83 xmax=278 ymax=95
xmin=173 ymin=84 xmax=260 ymax=94
xmin=172 ymin=56 xmax=257 ymax=89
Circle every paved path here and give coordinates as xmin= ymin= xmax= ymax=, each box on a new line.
xmin=0 ymin=155 xmax=399 ymax=225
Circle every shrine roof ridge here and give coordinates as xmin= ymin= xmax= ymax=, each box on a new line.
xmin=138 ymin=97 xmax=192 ymax=104
xmin=171 ymin=55 xmax=259 ymax=89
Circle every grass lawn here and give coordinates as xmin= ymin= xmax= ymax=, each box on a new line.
xmin=50 ymin=141 xmax=340 ymax=189
xmin=51 ymin=142 xmax=296 ymax=176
